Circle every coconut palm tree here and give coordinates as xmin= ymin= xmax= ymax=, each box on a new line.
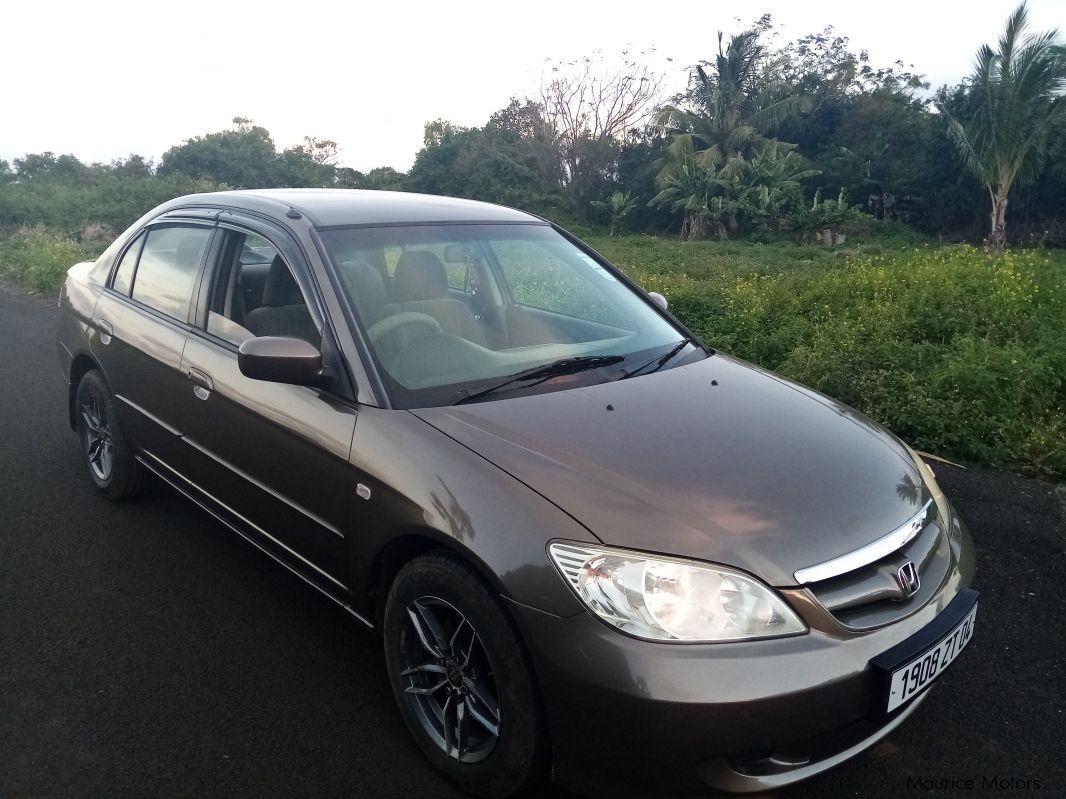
xmin=656 ymin=29 xmax=808 ymax=178
xmin=940 ymin=2 xmax=1066 ymax=249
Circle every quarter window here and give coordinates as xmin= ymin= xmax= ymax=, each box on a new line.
xmin=131 ymin=226 xmax=212 ymax=321
xmin=110 ymin=233 xmax=144 ymax=296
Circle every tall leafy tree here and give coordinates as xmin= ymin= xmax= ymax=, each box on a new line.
xmin=939 ymin=2 xmax=1066 ymax=249
xmin=656 ymin=26 xmax=807 ymax=177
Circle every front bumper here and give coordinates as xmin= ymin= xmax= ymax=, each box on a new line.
xmin=508 ymin=515 xmax=976 ymax=795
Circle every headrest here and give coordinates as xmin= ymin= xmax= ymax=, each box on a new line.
xmin=392 ymin=250 xmax=450 ymax=302
xmin=342 ymin=259 xmax=390 ymax=321
xmin=261 ymin=255 xmax=304 ymax=307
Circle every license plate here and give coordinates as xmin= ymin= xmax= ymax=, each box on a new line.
xmin=884 ymin=602 xmax=977 ymax=713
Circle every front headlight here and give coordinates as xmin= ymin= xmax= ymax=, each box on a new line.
xmin=904 ymin=444 xmax=952 ymax=525
xmin=549 ymin=543 xmax=807 ymax=643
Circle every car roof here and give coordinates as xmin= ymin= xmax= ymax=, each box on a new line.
xmin=164 ymin=188 xmax=545 ymax=228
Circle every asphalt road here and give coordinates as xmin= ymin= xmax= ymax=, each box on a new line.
xmin=1 ymin=284 xmax=1064 ymax=799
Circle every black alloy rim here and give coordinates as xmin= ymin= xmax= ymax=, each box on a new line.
xmin=399 ymin=596 xmax=502 ymax=763
xmin=80 ymin=390 xmax=113 ymax=481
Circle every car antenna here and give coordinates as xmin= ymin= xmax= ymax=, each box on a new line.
xmin=286 ymin=206 xmax=302 ymax=219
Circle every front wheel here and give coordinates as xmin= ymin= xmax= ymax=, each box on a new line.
xmin=75 ymin=370 xmax=148 ymax=500
xmin=383 ymin=552 xmax=545 ymax=798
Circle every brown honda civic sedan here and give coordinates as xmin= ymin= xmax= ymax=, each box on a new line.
xmin=57 ymin=189 xmax=977 ymax=797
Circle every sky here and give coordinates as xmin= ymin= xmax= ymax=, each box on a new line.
xmin=3 ymin=0 xmax=1063 ymax=173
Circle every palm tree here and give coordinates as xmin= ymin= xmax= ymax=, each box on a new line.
xmin=589 ymin=190 xmax=639 ymax=236
xmin=647 ymin=162 xmax=727 ymax=240
xmin=940 ymin=3 xmax=1066 ymax=249
xmin=656 ymin=29 xmax=808 ymax=178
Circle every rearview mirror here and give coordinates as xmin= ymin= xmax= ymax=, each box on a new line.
xmin=648 ymin=291 xmax=669 ymax=311
xmin=238 ymin=336 xmax=323 ymax=385
xmin=443 ymin=243 xmax=470 ymax=263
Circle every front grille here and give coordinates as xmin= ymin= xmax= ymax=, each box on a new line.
xmin=805 ymin=500 xmax=951 ymax=629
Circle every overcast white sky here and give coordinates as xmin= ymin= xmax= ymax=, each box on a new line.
xmin=3 ymin=0 xmax=1063 ymax=172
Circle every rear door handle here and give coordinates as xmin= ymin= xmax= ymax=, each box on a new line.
xmin=187 ymin=368 xmax=214 ymax=400
xmin=97 ymin=320 xmax=113 ymax=345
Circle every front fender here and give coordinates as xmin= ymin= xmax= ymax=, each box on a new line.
xmin=346 ymin=406 xmax=597 ymax=620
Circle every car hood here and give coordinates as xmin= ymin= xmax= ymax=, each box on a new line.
xmin=411 ymin=354 xmax=928 ymax=587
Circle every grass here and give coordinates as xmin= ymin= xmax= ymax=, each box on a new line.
xmin=0 ymin=226 xmax=106 ymax=295
xmin=2 ymin=223 xmax=1063 ymax=476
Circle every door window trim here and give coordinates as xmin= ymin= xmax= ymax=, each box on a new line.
xmin=191 ymin=221 xmax=358 ymax=403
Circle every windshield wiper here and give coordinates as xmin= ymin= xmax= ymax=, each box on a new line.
xmin=452 ymin=355 xmax=625 ymax=405
xmin=619 ymin=338 xmax=694 ymax=380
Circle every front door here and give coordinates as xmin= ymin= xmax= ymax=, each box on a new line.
xmin=174 ymin=226 xmax=356 ymax=587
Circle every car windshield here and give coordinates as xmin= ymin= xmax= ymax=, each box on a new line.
xmin=318 ymin=223 xmax=697 ymax=407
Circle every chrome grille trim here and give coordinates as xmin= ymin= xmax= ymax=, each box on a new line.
xmin=794 ymin=499 xmax=933 ymax=585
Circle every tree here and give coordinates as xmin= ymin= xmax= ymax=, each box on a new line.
xmin=540 ymin=50 xmax=664 ymax=179
xmin=12 ymin=152 xmax=90 ymax=182
xmin=407 ymin=123 xmax=561 ymax=211
xmin=300 ymin=136 xmax=340 ymax=165
xmin=717 ymin=142 xmax=821 ymax=232
xmin=939 ymin=2 xmax=1066 ymax=249
xmin=158 ymin=117 xmax=279 ymax=187
xmin=157 ymin=117 xmax=341 ymax=189
xmin=590 ymin=190 xmax=638 ymax=236
xmin=110 ymin=154 xmax=154 ymax=178
xmin=648 ymin=161 xmax=726 ymax=239
xmin=655 ymin=27 xmax=808 ymax=178
xmin=359 ymin=167 xmax=408 ymax=191
xmin=539 ymin=51 xmax=664 ymax=216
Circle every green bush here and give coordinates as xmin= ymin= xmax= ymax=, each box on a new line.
xmin=0 ymin=226 xmax=104 ymax=295
xmin=0 ymin=174 xmax=222 ymax=232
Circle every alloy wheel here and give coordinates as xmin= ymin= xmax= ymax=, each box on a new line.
xmin=400 ymin=596 xmax=502 ymax=764
xmin=80 ymin=390 xmax=114 ymax=481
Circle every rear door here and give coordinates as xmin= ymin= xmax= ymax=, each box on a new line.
xmin=92 ymin=221 xmax=217 ymax=466
xmin=174 ymin=221 xmax=357 ymax=586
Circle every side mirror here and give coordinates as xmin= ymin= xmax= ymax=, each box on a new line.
xmin=238 ymin=336 xmax=323 ymax=385
xmin=648 ymin=291 xmax=669 ymax=311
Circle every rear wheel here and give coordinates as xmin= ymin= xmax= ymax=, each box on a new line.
xmin=383 ymin=552 xmax=545 ymax=798
xmin=75 ymin=370 xmax=148 ymax=500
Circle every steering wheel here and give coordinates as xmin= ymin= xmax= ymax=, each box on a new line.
xmin=367 ymin=312 xmax=443 ymax=366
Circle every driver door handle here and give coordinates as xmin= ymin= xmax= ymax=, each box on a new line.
xmin=187 ymin=368 xmax=213 ymax=400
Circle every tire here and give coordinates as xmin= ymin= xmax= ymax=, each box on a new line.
xmin=383 ymin=552 xmax=546 ymax=798
xmin=74 ymin=369 xmax=149 ymax=500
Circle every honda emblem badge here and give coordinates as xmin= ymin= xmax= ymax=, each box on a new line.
xmin=895 ymin=560 xmax=921 ymax=597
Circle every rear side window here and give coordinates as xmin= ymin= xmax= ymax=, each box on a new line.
xmin=131 ymin=226 xmax=212 ymax=321
xmin=110 ymin=233 xmax=144 ymax=295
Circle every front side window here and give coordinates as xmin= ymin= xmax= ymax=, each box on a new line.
xmin=201 ymin=230 xmax=320 ymax=348
xmin=131 ymin=225 xmax=213 ymax=321
xmin=320 ymin=223 xmax=693 ymax=408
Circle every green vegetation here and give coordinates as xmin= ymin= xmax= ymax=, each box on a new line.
xmin=591 ymin=238 xmax=1066 ymax=476
xmin=0 ymin=226 xmax=103 ymax=294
